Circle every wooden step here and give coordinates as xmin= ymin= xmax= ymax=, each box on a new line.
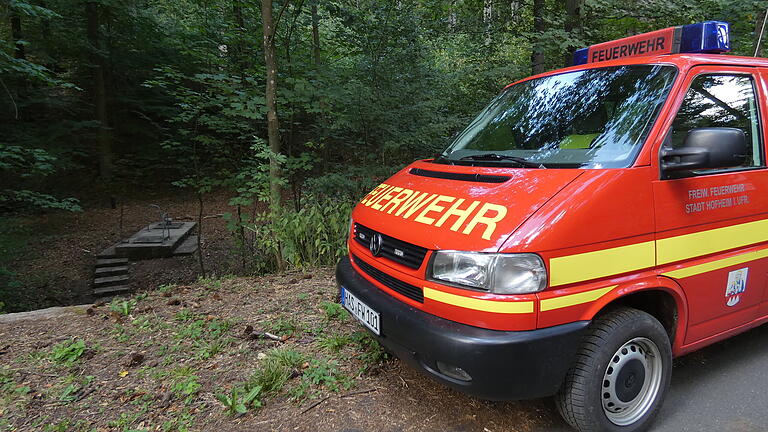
xmin=94 ymin=275 xmax=130 ymax=288
xmin=93 ymin=285 xmax=132 ymax=296
xmin=96 ymin=258 xmax=129 ymax=268
xmin=95 ymin=266 xmax=128 ymax=277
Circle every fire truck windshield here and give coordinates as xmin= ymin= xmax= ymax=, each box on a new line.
xmin=440 ymin=65 xmax=677 ymax=168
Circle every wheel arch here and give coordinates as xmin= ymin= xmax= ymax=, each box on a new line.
xmin=585 ymin=277 xmax=689 ymax=354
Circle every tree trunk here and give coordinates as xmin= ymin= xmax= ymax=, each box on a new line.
xmin=564 ymin=0 xmax=583 ymax=66
xmin=197 ymin=192 xmax=206 ymax=277
xmin=10 ymin=13 xmax=25 ymax=60
xmin=311 ymin=2 xmax=321 ymax=68
xmin=531 ymin=0 xmax=545 ymax=75
xmin=233 ymin=2 xmax=248 ymax=72
xmin=261 ymin=0 xmax=285 ymax=270
xmin=755 ymin=8 xmax=767 ymax=57
xmin=261 ymin=0 xmax=281 ymax=210
xmin=86 ymin=2 xmax=113 ymax=181
xmin=483 ymin=0 xmax=492 ymax=45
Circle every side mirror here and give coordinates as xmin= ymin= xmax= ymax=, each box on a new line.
xmin=660 ymin=127 xmax=747 ymax=174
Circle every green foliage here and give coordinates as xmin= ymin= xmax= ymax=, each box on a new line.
xmin=57 ymin=375 xmax=94 ymax=404
xmin=41 ymin=419 xmax=90 ymax=432
xmin=174 ymin=308 xmax=194 ymax=322
xmin=351 ymin=331 xmax=390 ymax=370
xmin=291 ymin=358 xmax=352 ymax=400
xmin=197 ymin=276 xmax=223 ymax=290
xmin=49 ymin=339 xmax=86 ymax=365
xmin=0 ymin=367 xmax=31 ymax=406
xmin=268 ymin=316 xmax=299 ymax=336
xmin=2 ymin=0 xmax=767 ymax=316
xmin=318 ymin=334 xmax=351 ymax=353
xmin=216 ymin=385 xmax=262 ymax=416
xmin=249 ymin=348 xmax=304 ymax=394
xmin=243 ymin=200 xmax=353 ymax=272
xmin=158 ymin=284 xmax=176 ymax=294
xmin=320 ymin=301 xmax=347 ymax=322
xmin=107 ymin=412 xmax=142 ymax=429
xmin=109 ymin=299 xmax=136 ymax=316
xmin=0 ymin=145 xmax=81 ymax=212
xmin=168 ymin=367 xmax=201 ymax=402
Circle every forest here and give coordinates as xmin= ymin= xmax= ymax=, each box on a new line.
xmin=1 ymin=0 xmax=767 ymax=312
xmin=2 ymin=2 xmax=768 ymax=431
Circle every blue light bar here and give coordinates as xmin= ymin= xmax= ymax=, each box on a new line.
xmin=680 ymin=21 xmax=730 ymax=53
xmin=572 ymin=21 xmax=731 ymax=66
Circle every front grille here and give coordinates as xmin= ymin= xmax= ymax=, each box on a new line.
xmin=354 ymin=223 xmax=428 ymax=269
xmin=353 ymin=254 xmax=424 ymax=303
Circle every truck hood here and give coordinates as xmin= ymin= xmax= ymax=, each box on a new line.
xmin=352 ymin=160 xmax=585 ymax=252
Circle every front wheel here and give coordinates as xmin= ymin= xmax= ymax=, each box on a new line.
xmin=555 ymin=307 xmax=672 ymax=432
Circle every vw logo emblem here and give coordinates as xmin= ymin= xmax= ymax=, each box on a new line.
xmin=369 ymin=233 xmax=383 ymax=257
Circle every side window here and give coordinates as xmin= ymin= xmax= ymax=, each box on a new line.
xmin=670 ymin=74 xmax=763 ymax=170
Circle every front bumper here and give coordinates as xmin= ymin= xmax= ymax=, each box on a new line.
xmin=336 ymin=256 xmax=589 ymax=400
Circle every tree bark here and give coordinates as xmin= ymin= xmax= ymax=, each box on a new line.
xmin=232 ymin=2 xmax=249 ymax=73
xmin=10 ymin=12 xmax=25 ymax=60
xmin=197 ymin=192 xmax=206 ymax=277
xmin=311 ymin=2 xmax=321 ymax=68
xmin=86 ymin=2 xmax=113 ymax=181
xmin=483 ymin=0 xmax=492 ymax=45
xmin=261 ymin=0 xmax=281 ymax=210
xmin=755 ymin=8 xmax=767 ymax=58
xmin=531 ymin=0 xmax=545 ymax=75
xmin=564 ymin=0 xmax=583 ymax=66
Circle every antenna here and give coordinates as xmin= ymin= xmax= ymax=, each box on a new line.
xmin=756 ymin=8 xmax=768 ymax=57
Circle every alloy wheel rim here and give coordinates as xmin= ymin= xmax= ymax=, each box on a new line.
xmin=601 ymin=337 xmax=664 ymax=426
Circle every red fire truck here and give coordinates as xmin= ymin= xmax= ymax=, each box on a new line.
xmin=337 ymin=21 xmax=764 ymax=431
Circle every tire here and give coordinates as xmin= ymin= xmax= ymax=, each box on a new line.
xmin=555 ymin=307 xmax=673 ymax=432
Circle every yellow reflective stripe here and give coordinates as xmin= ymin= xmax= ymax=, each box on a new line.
xmin=549 ymin=241 xmax=655 ymax=287
xmin=663 ymin=247 xmax=768 ymax=279
xmin=540 ymin=285 xmax=616 ymax=312
xmin=423 ymin=287 xmax=534 ymax=314
xmin=657 ymin=218 xmax=768 ymax=265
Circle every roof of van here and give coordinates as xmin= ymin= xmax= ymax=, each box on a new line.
xmin=508 ymin=54 xmax=768 ymax=89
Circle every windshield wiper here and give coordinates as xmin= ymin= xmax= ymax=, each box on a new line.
xmin=459 ymin=153 xmax=543 ymax=168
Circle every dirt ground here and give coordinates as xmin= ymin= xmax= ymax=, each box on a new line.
xmin=0 ymin=268 xmax=567 ymax=432
xmin=1 ymin=191 xmax=245 ymax=312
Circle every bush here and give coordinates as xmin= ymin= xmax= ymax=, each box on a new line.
xmin=247 ymin=200 xmax=353 ymax=271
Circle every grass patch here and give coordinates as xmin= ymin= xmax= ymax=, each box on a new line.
xmin=197 ymin=276 xmax=223 ymax=290
xmin=269 ymin=317 xmax=300 ymax=336
xmin=109 ymin=299 xmax=137 ymax=316
xmin=0 ymin=367 xmax=31 ymax=408
xmin=174 ymin=308 xmax=195 ymax=322
xmin=290 ymin=358 xmax=353 ymax=400
xmin=166 ymin=367 xmax=201 ymax=403
xmin=320 ymin=301 xmax=347 ymax=322
xmin=250 ymin=348 xmax=305 ymax=394
xmin=158 ymin=283 xmax=176 ymax=294
xmin=352 ymin=331 xmax=390 ymax=371
xmin=57 ymin=375 xmax=94 ymax=404
xmin=216 ymin=385 xmax=262 ymax=416
xmin=318 ymin=334 xmax=351 ymax=353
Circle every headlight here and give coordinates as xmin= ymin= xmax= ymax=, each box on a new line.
xmin=430 ymin=251 xmax=547 ymax=294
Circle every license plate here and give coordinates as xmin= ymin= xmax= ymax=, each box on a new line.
xmin=341 ymin=286 xmax=380 ymax=335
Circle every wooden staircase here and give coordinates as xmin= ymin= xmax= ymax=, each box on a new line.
xmin=91 ymin=221 xmax=198 ymax=297
xmin=93 ymin=256 xmax=131 ymax=296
